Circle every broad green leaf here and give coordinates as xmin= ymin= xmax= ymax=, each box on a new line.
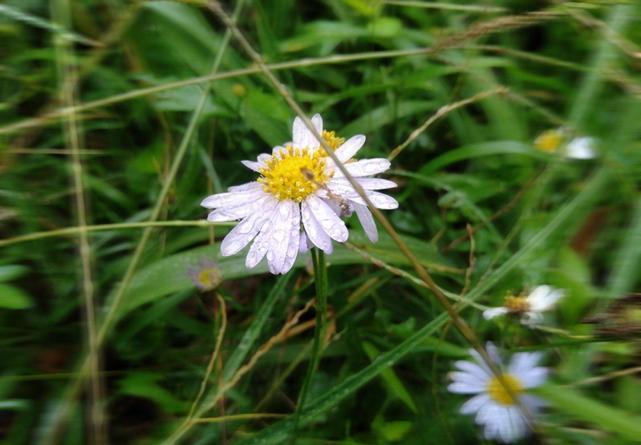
xmin=420 ymin=141 xmax=546 ymax=174
xmin=0 ymin=284 xmax=33 ymax=310
xmin=0 ymin=265 xmax=28 ymax=282
xmin=362 ymin=341 xmax=417 ymax=413
xmin=112 ymin=231 xmax=451 ymax=321
xmin=118 ymin=372 xmax=186 ymax=414
xmin=535 ymin=384 xmax=641 ymax=442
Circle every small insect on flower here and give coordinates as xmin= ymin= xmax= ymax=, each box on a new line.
xmin=448 ymin=342 xmax=548 ymax=443
xmin=201 ymin=114 xmax=398 ymax=275
xmin=483 ymin=285 xmax=564 ymax=326
xmin=187 ymin=259 xmax=222 ymax=292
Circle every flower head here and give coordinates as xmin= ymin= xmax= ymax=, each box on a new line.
xmin=187 ymin=259 xmax=222 ymax=291
xmin=448 ymin=342 xmax=547 ymax=443
xmin=483 ymin=285 xmax=564 ymax=326
xmin=534 ymin=128 xmax=598 ymax=159
xmin=201 ymin=114 xmax=398 ymax=275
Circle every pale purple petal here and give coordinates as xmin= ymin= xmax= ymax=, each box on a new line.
xmin=301 ymin=198 xmax=334 ymax=253
xmin=306 ymin=195 xmax=348 ymax=242
xmin=334 ymin=158 xmax=391 ymax=177
xmin=334 ymin=134 xmax=365 ymax=162
xmin=265 ymin=201 xmax=294 ymax=274
xmin=353 ymin=203 xmax=378 ymax=242
xmin=483 ymin=307 xmax=509 ymax=320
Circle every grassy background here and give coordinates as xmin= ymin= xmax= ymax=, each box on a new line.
xmin=1 ymin=0 xmax=641 ymax=444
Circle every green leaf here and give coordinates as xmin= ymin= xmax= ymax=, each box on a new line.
xmin=118 ymin=372 xmax=186 ymax=414
xmin=0 ymin=265 xmax=28 ymax=282
xmin=535 ymin=383 xmax=641 ymax=442
xmin=362 ymin=341 xmax=417 ymax=413
xmin=112 ymin=230 xmax=451 ymax=321
xmin=0 ymin=284 xmax=33 ymax=309
xmin=420 ymin=141 xmax=546 ymax=174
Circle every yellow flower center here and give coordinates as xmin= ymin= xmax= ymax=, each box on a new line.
xmin=487 ymin=373 xmax=523 ymax=405
xmin=259 ymin=145 xmax=329 ymax=202
xmin=504 ymin=295 xmax=530 ymax=313
xmin=322 ymin=130 xmax=345 ymax=150
xmin=534 ymin=129 xmax=564 ymax=153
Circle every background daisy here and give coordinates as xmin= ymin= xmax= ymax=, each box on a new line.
xmin=448 ymin=343 xmax=548 ymax=443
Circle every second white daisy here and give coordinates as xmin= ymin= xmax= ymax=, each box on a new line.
xmin=201 ymin=114 xmax=398 ymax=275
xmin=448 ymin=342 xmax=548 ymax=443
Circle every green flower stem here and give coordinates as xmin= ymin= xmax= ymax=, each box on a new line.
xmin=292 ymin=248 xmax=328 ymax=443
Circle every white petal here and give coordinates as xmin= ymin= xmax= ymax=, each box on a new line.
xmin=483 ymin=307 xmax=509 ymax=320
xmin=301 ymin=199 xmax=334 ymax=253
xmin=519 ymin=367 xmax=548 ymax=388
xmin=219 ymin=199 xmax=275 ymax=257
xmin=207 ymin=194 xmax=271 ymax=222
xmin=528 ymin=285 xmax=563 ymax=311
xmin=460 ymin=394 xmax=490 ymax=415
xmin=500 ymin=406 xmax=527 ymax=443
xmin=353 ymin=203 xmax=378 ymax=242
xmin=347 ymin=177 xmax=397 ymax=190
xmin=245 ymin=209 xmax=279 ymax=269
xmin=334 ymin=134 xmax=365 ymax=162
xmin=311 ymin=113 xmax=323 ymax=134
xmin=280 ymin=203 xmax=301 ymax=274
xmin=292 ymin=116 xmax=321 ymax=149
xmin=228 ymin=182 xmax=263 ymax=193
xmin=306 ymin=195 xmax=348 ymax=242
xmin=450 ymin=371 xmax=486 ymax=390
xmin=265 ymin=201 xmax=295 ymax=274
xmin=257 ymin=153 xmax=271 ymax=163
xmin=334 ymin=158 xmax=391 ymax=177
xmin=454 ymin=360 xmax=491 ymax=379
xmin=565 ymin=137 xmax=597 ymax=159
xmin=347 ymin=191 xmax=398 ymax=210
xmin=447 ymin=382 xmax=484 ymax=394
xmin=508 ymin=352 xmax=542 ymax=376
xmin=299 ymin=232 xmax=312 ymax=253
xmin=241 ymin=160 xmax=263 ymax=172
xmin=271 ymin=146 xmax=284 ymax=157
xmin=201 ymin=187 xmax=262 ymax=209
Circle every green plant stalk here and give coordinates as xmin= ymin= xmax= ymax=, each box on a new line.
xmin=291 ymin=249 xmax=328 ymax=443
xmin=51 ymin=0 xmax=105 ymax=443
xmin=0 ymin=6 xmax=560 ymax=137
xmin=0 ymin=221 xmax=233 ymax=248
xmin=34 ymin=1 xmax=245 ymax=442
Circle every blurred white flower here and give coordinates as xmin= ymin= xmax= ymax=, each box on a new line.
xmin=534 ymin=128 xmax=598 ymax=159
xmin=563 ymin=136 xmax=597 ymax=159
xmin=448 ymin=342 xmax=547 ymax=443
xmin=201 ymin=114 xmax=398 ymax=275
xmin=483 ymin=285 xmax=564 ymax=325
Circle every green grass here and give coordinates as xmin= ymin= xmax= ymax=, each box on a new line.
xmin=1 ymin=1 xmax=641 ymax=444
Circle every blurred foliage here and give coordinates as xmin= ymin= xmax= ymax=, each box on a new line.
xmin=1 ymin=0 xmax=640 ymax=444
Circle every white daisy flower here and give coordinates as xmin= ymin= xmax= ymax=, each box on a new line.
xmin=533 ymin=128 xmax=598 ymax=159
xmin=448 ymin=342 xmax=548 ymax=443
xmin=483 ymin=285 xmax=564 ymax=326
xmin=201 ymin=114 xmax=398 ymax=275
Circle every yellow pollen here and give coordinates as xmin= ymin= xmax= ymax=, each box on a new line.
xmin=259 ymin=145 xmax=329 ymax=202
xmin=504 ymin=295 xmax=530 ymax=313
xmin=487 ymin=373 xmax=523 ymax=405
xmin=534 ymin=129 xmax=564 ymax=153
xmin=322 ymin=130 xmax=345 ymax=150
